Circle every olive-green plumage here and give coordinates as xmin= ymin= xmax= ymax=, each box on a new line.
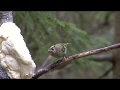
xmin=47 ymin=43 xmax=70 ymax=59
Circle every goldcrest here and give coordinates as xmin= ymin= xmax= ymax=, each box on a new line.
xmin=47 ymin=43 xmax=70 ymax=59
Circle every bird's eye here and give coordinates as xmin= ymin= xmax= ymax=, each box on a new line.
xmin=51 ymin=48 xmax=54 ymax=50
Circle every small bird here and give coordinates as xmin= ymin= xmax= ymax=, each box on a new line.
xmin=47 ymin=43 xmax=70 ymax=60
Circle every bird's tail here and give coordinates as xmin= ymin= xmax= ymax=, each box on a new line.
xmin=62 ymin=43 xmax=71 ymax=47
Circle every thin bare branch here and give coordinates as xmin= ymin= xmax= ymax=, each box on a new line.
xmin=89 ymin=54 xmax=114 ymax=62
xmin=32 ymin=43 xmax=120 ymax=79
xmin=97 ymin=66 xmax=113 ymax=79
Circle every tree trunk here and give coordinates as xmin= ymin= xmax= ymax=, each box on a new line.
xmin=0 ymin=11 xmax=13 ymax=26
xmin=113 ymin=12 xmax=120 ymax=78
xmin=0 ymin=11 xmax=13 ymax=79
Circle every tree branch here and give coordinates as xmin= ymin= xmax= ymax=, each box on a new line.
xmin=89 ymin=54 xmax=114 ymax=62
xmin=97 ymin=66 xmax=113 ymax=79
xmin=32 ymin=43 xmax=120 ymax=79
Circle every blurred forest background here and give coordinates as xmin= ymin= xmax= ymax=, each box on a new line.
xmin=12 ymin=11 xmax=117 ymax=79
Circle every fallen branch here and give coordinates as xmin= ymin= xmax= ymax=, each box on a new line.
xmin=32 ymin=43 xmax=120 ymax=79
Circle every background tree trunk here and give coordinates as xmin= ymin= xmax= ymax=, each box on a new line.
xmin=113 ymin=12 xmax=120 ymax=78
xmin=0 ymin=11 xmax=13 ymax=79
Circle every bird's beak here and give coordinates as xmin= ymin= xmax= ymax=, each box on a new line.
xmin=47 ymin=50 xmax=52 ymax=53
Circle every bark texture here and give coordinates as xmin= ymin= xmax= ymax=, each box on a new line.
xmin=113 ymin=12 xmax=120 ymax=78
xmin=0 ymin=11 xmax=13 ymax=79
